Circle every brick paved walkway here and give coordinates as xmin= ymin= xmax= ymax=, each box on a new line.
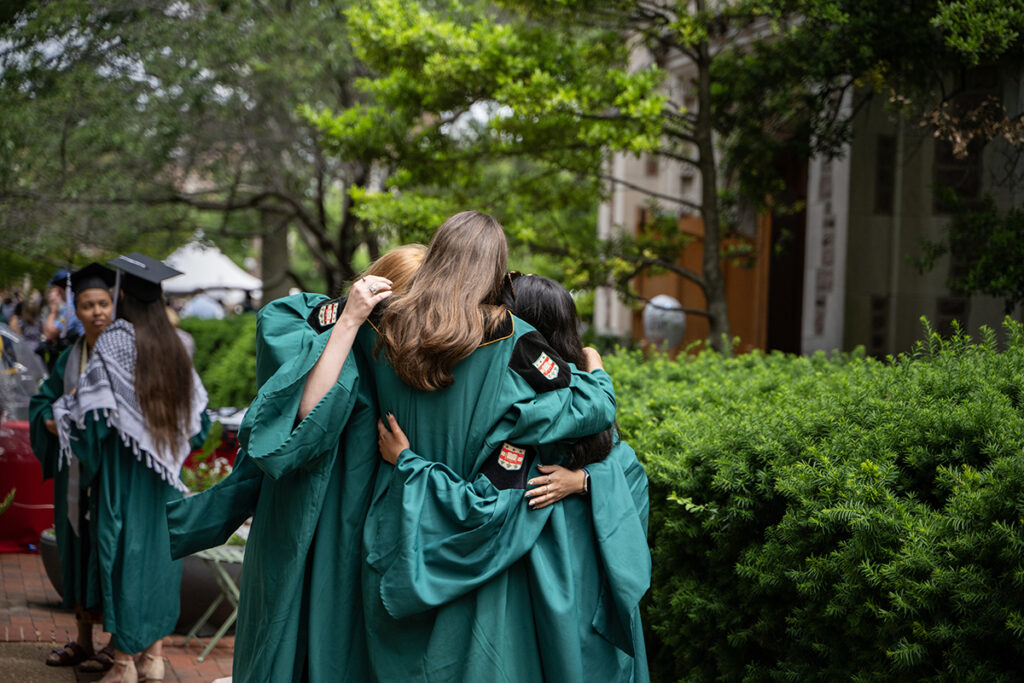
xmin=1 ymin=552 xmax=233 ymax=682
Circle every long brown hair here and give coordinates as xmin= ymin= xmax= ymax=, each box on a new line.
xmin=379 ymin=211 xmax=508 ymax=391
xmin=118 ymin=293 xmax=194 ymax=454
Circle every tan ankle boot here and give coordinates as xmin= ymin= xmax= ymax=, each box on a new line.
xmin=137 ymin=652 xmax=165 ymax=681
xmin=101 ymin=657 xmax=138 ymax=683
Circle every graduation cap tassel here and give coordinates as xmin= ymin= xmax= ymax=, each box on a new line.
xmin=111 ymin=270 xmax=122 ymax=321
xmin=62 ymin=269 xmax=72 ymax=341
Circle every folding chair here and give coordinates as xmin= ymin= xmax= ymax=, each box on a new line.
xmin=181 ymin=545 xmax=245 ymax=662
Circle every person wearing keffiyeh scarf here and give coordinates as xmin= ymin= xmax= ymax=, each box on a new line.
xmin=49 ymin=254 xmax=209 ymax=683
xmin=30 ymin=262 xmax=116 ymax=671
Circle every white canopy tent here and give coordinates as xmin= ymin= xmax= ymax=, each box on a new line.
xmin=163 ymin=241 xmax=262 ymax=306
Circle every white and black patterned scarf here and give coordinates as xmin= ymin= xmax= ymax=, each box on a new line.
xmin=53 ymin=319 xmax=208 ymax=493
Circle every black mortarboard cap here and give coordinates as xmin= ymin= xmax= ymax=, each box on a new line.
xmin=70 ymin=262 xmax=116 ymax=296
xmin=107 ymin=252 xmax=182 ymax=303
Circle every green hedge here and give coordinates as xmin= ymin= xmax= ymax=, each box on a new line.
xmin=180 ymin=315 xmax=257 ymax=409
xmin=605 ymin=320 xmax=1024 ymax=682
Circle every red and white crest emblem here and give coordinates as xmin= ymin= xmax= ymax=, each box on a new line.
xmin=498 ymin=443 xmax=526 ymax=471
xmin=318 ymin=302 xmax=339 ymax=327
xmin=532 ymin=352 xmax=559 ymax=380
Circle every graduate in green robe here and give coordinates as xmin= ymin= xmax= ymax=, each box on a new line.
xmin=351 ymin=212 xmax=619 ymax=681
xmin=29 ymin=263 xmax=115 ymax=669
xmin=375 ymin=274 xmax=650 ymax=682
xmin=52 ymin=253 xmax=209 ymax=683
xmin=514 ymin=275 xmax=650 ymax=682
xmin=167 ymin=245 xmax=427 ymax=682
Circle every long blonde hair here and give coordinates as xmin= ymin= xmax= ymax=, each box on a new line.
xmin=360 ymin=243 xmax=427 ymax=294
xmin=379 ymin=211 xmax=508 ymax=391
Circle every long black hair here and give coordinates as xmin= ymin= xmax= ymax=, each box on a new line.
xmin=507 ymin=275 xmax=613 ymax=469
xmin=118 ymin=293 xmax=194 ymax=455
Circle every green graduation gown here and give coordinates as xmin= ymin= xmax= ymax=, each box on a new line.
xmin=169 ymin=293 xmax=380 ymax=682
xmin=68 ymin=416 xmax=207 ymax=653
xmin=524 ymin=439 xmax=651 ymax=682
xmin=357 ymin=313 xmax=619 ymax=681
xmin=382 ymin=437 xmax=651 ymax=682
xmin=28 ymin=344 xmax=100 ymax=611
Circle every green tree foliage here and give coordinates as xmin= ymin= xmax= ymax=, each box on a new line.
xmin=608 ymin=319 xmax=1024 ymax=680
xmin=316 ymin=0 xmax=1019 ymax=349
xmin=932 ymin=0 xmax=1024 ymax=65
xmin=180 ymin=314 xmax=256 ymax=408
xmin=0 ymin=1 xmax=377 ymax=295
xmin=306 ymin=0 xmax=665 ymax=291
xmin=917 ymin=191 xmax=1024 ymax=312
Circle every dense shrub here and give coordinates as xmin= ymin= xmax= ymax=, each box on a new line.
xmin=605 ymin=320 xmax=1024 ymax=682
xmin=180 ymin=315 xmax=257 ymax=409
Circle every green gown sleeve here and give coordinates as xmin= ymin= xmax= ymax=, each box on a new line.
xmin=165 ymin=292 xmax=344 ymax=558
xmin=581 ymin=439 xmax=651 ymax=656
xmin=493 ymin=365 xmax=617 ymax=449
xmin=374 ymin=448 xmax=553 ymax=618
xmin=166 ymin=451 xmax=262 ymax=560
xmin=28 ymin=348 xmax=70 ymax=480
xmin=240 ymin=311 xmax=360 ymax=480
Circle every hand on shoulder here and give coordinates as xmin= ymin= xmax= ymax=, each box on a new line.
xmin=582 ymin=346 xmax=603 ymax=372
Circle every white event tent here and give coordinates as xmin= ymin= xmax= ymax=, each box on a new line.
xmin=163 ymin=242 xmax=262 ymax=305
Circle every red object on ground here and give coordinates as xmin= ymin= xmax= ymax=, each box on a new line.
xmin=0 ymin=421 xmax=54 ymax=553
xmin=182 ymin=426 xmax=240 ymax=472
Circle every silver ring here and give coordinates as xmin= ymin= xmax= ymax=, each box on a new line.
xmin=369 ymin=284 xmax=378 ymax=294
xmin=547 ymin=475 xmax=552 ymax=484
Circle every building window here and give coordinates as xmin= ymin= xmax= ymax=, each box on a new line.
xmin=875 ymin=135 xmax=896 ymax=215
xmin=869 ymin=295 xmax=888 ymax=357
xmin=645 ymin=153 xmax=659 ymax=177
xmin=934 ymin=139 xmax=983 ymax=212
xmin=932 ymin=67 xmax=997 ymax=213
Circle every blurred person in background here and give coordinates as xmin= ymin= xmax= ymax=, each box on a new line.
xmin=10 ymin=291 xmax=43 ymax=347
xmin=180 ymin=289 xmax=225 ymax=320
xmin=1 ymin=288 xmax=20 ymax=321
xmin=39 ymin=269 xmax=84 ymax=370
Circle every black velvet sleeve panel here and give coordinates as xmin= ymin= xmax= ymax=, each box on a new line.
xmin=307 ymin=296 xmax=346 ymax=334
xmin=508 ymin=330 xmax=572 ymax=393
xmin=479 ymin=442 xmax=536 ymax=490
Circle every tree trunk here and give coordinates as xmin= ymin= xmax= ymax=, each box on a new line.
xmin=694 ymin=43 xmax=731 ymax=352
xmin=260 ymin=209 xmax=291 ymax=305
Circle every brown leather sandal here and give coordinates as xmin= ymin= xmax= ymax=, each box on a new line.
xmin=79 ymin=645 xmax=116 ymax=673
xmin=45 ymin=640 xmax=91 ymax=667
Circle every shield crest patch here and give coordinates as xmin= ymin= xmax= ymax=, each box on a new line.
xmin=498 ymin=443 xmax=526 ymax=471
xmin=318 ymin=301 xmax=339 ymax=327
xmin=532 ymin=352 xmax=559 ymax=380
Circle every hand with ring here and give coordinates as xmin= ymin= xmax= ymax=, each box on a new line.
xmin=340 ymin=274 xmax=393 ymax=329
xmin=525 ymin=464 xmax=587 ymax=509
